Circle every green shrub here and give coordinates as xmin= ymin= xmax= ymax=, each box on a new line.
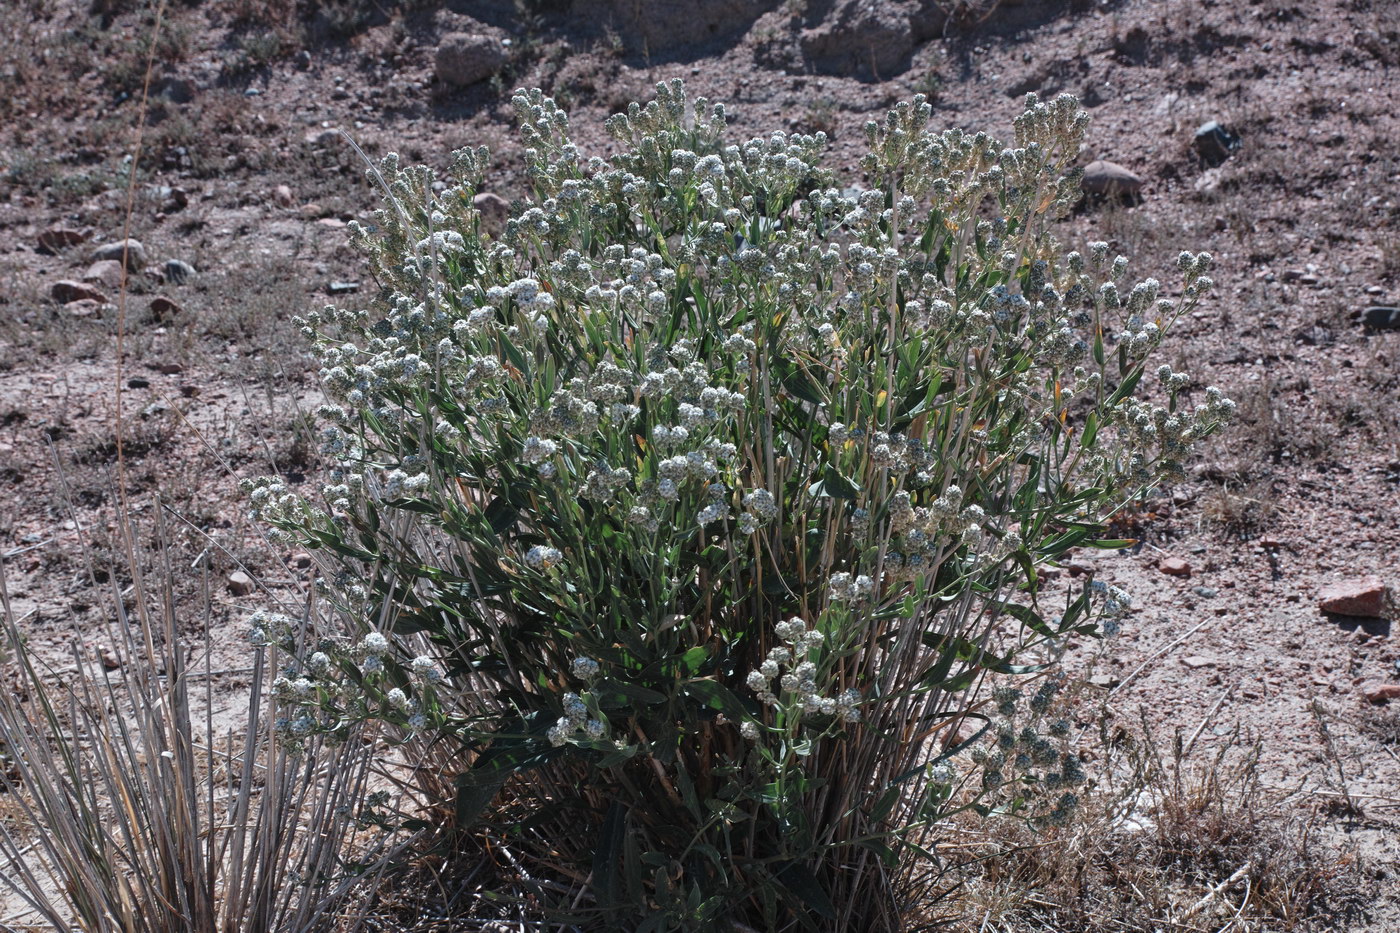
xmin=245 ymin=80 xmax=1234 ymax=931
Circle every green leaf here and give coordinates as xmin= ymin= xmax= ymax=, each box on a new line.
xmin=808 ymin=465 xmax=861 ymax=500
xmin=593 ymin=678 xmax=667 ymax=707
xmin=775 ymin=358 xmax=826 ymax=405
xmin=1079 ymin=410 xmax=1098 ymax=448
xmin=681 ymin=679 xmax=751 ymax=720
xmin=774 ymin=861 xmax=835 ymax=920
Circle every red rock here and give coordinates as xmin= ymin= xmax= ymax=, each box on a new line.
xmin=37 ymin=227 xmax=88 ymax=253
xmin=1158 ymin=556 xmax=1192 ymax=577
xmin=149 ymin=296 xmax=183 ymax=319
xmin=1362 ymin=683 xmax=1400 ymax=703
xmin=1318 ymin=578 xmax=1390 ymax=618
xmin=50 ymin=280 xmax=108 ymax=304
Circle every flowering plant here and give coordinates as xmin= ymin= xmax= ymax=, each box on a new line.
xmin=245 ymin=81 xmax=1233 ymax=930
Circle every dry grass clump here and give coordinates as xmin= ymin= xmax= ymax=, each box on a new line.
xmin=938 ymin=713 xmax=1367 ymax=932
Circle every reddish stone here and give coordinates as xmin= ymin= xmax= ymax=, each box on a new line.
xmin=1158 ymin=556 xmax=1192 ymax=577
xmin=1362 ymin=683 xmax=1400 ymax=703
xmin=37 ymin=227 xmax=88 ymax=253
xmin=50 ymin=280 xmax=107 ymax=304
xmin=1318 ymin=579 xmax=1390 ymax=618
xmin=149 ymin=296 xmax=183 ymax=320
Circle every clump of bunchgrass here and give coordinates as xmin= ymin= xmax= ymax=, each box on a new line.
xmin=0 ymin=503 xmax=398 ymax=933
xmin=246 ymin=80 xmax=1235 ymax=931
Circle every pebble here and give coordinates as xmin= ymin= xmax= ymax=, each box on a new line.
xmin=1361 ymin=306 xmax=1400 ymax=330
xmin=273 ymin=184 xmax=294 ymax=208
xmin=1181 ymin=655 xmax=1216 ymax=669
xmin=91 ymin=238 xmax=147 ymax=271
xmin=180 ymin=384 xmax=200 ymax=398
xmin=227 ymin=571 xmax=255 ymax=596
xmin=1158 ymin=556 xmax=1192 ymax=577
xmin=1191 ymin=586 xmax=1218 ymax=598
xmin=1080 ymin=159 xmax=1143 ymax=198
xmin=1318 ymin=578 xmax=1390 ymax=618
xmin=327 ymin=281 xmax=360 ymax=295
xmin=1088 ymin=673 xmax=1119 ymax=688
xmin=37 ymin=227 xmax=88 ymax=253
xmin=127 ymin=377 xmax=150 ymax=389
xmin=50 ymin=280 xmax=107 ymax=304
xmin=163 ymin=258 xmax=196 ymax=285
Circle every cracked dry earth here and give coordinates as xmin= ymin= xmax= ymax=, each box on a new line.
xmin=1 ymin=0 xmax=1399 ymax=927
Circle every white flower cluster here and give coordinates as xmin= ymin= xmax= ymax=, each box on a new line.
xmin=743 ymin=617 xmax=861 ymax=724
xmin=547 ymin=691 xmax=609 ymax=747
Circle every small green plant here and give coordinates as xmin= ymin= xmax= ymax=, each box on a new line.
xmin=246 ymin=81 xmax=1234 ymax=931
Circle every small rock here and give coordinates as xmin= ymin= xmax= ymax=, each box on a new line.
xmin=179 ymin=384 xmax=200 ymax=398
xmin=37 ymin=227 xmax=88 ymax=253
xmin=227 ymin=571 xmax=255 ymax=597
xmin=316 ymin=217 xmax=346 ymax=229
xmin=100 ymin=648 xmax=123 ymax=670
xmin=149 ymin=296 xmax=183 ymax=320
xmin=1361 ymin=306 xmax=1400 ymax=331
xmin=1194 ymin=121 xmax=1241 ymax=165
xmin=1192 ymin=586 xmax=1218 ymax=598
xmin=158 ymin=362 xmax=183 ymax=375
xmin=152 ymin=75 xmax=194 ymax=104
xmin=272 ymin=184 xmax=294 ymax=208
xmin=91 ymin=238 xmax=147 ymax=271
xmin=162 ymin=258 xmax=196 ymax=285
xmin=1158 ymin=557 xmax=1192 ymax=577
xmin=66 ymin=299 xmax=104 ymax=318
xmin=327 ymin=281 xmax=360 ymax=295
xmin=83 ymin=259 xmax=126 ymax=289
xmin=127 ymin=377 xmax=150 ymax=389
xmin=1362 ymin=683 xmax=1400 ymax=703
xmin=295 ymin=49 xmax=312 ymax=70
xmin=1365 ymin=285 xmax=1385 ymax=295
xmin=1319 ymin=578 xmax=1390 ymax=618
xmin=1088 ymin=673 xmax=1119 ymax=688
xmin=1181 ymin=655 xmax=1216 ymax=669
xmin=290 ymin=552 xmax=313 ymax=569
xmin=1081 ymin=159 xmax=1143 ymax=198
xmin=50 ymin=280 xmax=108 ymax=304
xmin=304 ymin=129 xmax=340 ymax=148
xmin=473 ymin=191 xmax=510 ymax=233
xmin=434 ymin=33 xmax=508 ymax=88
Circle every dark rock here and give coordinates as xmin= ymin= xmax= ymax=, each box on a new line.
xmin=127 ymin=377 xmax=150 ymax=389
xmin=573 ymin=0 xmax=779 ymax=54
xmin=1081 ymin=159 xmax=1143 ymax=198
xmin=163 ymin=259 xmax=197 ymax=285
xmin=152 ymin=75 xmax=194 ymax=104
xmin=1194 ymin=121 xmax=1241 ymax=166
xmin=801 ymin=0 xmax=915 ymax=79
xmin=1361 ymin=306 xmax=1400 ymax=330
xmin=91 ymin=239 xmax=147 ymax=271
xmin=327 ymin=281 xmax=360 ymax=295
xmin=434 ymin=33 xmax=508 ymax=88
xmin=51 ymin=280 xmax=108 ymax=304
xmin=149 ymin=296 xmax=183 ymax=320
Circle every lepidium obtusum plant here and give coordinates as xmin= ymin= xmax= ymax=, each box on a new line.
xmin=244 ymin=80 xmax=1234 ymax=931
